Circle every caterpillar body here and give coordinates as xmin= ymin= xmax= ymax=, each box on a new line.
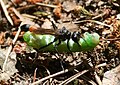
xmin=23 ymin=31 xmax=100 ymax=52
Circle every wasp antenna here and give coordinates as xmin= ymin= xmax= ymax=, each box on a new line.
xmin=20 ymin=24 xmax=31 ymax=32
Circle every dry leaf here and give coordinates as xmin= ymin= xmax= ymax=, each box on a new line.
xmin=62 ymin=1 xmax=77 ymax=12
xmin=102 ymin=64 xmax=120 ymax=85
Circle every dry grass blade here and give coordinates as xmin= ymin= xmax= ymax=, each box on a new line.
xmin=0 ymin=0 xmax=13 ymax=26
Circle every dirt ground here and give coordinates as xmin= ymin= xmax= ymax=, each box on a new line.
xmin=0 ymin=0 xmax=120 ymax=85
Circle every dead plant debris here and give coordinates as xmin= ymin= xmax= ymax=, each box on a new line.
xmin=0 ymin=0 xmax=120 ymax=85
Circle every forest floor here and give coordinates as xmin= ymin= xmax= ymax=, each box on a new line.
xmin=0 ymin=0 xmax=120 ymax=85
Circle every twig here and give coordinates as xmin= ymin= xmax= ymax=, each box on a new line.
xmin=22 ymin=14 xmax=45 ymax=22
xmin=31 ymin=63 xmax=107 ymax=85
xmin=100 ymin=38 xmax=120 ymax=41
xmin=0 ymin=0 xmax=13 ymax=26
xmin=17 ymin=5 xmax=36 ymax=11
xmin=92 ymin=10 xmax=109 ymax=20
xmin=31 ymin=69 xmax=69 ymax=85
xmin=59 ymin=69 xmax=89 ymax=85
xmin=2 ymin=25 xmax=21 ymax=72
xmin=59 ymin=63 xmax=107 ymax=85
xmin=94 ymin=72 xmax=102 ymax=85
xmin=17 ymin=3 xmax=57 ymax=12
xmin=73 ymin=20 xmax=112 ymax=28
xmin=35 ymin=3 xmax=57 ymax=8
xmin=10 ymin=0 xmax=17 ymax=6
xmin=11 ymin=7 xmax=24 ymax=21
xmin=22 ymin=14 xmax=39 ymax=19
xmin=81 ymin=75 xmax=97 ymax=85
xmin=33 ymin=68 xmax=37 ymax=82
xmin=95 ymin=63 xmax=107 ymax=68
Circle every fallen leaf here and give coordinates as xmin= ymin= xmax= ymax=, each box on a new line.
xmin=102 ymin=64 xmax=120 ymax=85
xmin=62 ymin=1 xmax=77 ymax=12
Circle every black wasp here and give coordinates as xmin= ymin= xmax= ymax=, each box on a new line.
xmin=21 ymin=22 xmax=81 ymax=52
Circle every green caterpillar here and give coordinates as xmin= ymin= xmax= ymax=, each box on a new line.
xmin=23 ymin=31 xmax=100 ymax=52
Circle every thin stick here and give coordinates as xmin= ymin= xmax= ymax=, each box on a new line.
xmin=59 ymin=63 xmax=107 ymax=85
xmin=59 ymin=69 xmax=89 ymax=85
xmin=31 ymin=63 xmax=107 ymax=85
xmin=17 ymin=5 xmax=36 ymax=11
xmin=0 ymin=0 xmax=13 ymax=25
xmin=22 ymin=14 xmax=46 ymax=23
xmin=2 ymin=25 xmax=21 ymax=72
xmin=31 ymin=69 xmax=69 ymax=85
xmin=73 ymin=20 xmax=112 ymax=28
xmin=35 ymin=3 xmax=57 ymax=8
xmin=100 ymin=38 xmax=120 ymax=41
xmin=11 ymin=7 xmax=24 ymax=21
xmin=80 ymin=75 xmax=97 ymax=85
xmin=94 ymin=72 xmax=102 ymax=85
xmin=33 ymin=68 xmax=37 ymax=82
xmin=17 ymin=3 xmax=57 ymax=12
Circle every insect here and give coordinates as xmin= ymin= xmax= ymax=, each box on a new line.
xmin=21 ymin=23 xmax=82 ymax=52
xmin=21 ymin=23 xmax=100 ymax=52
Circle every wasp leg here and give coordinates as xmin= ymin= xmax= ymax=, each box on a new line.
xmin=38 ymin=37 xmax=65 ymax=70
xmin=51 ymin=21 xmax=58 ymax=30
xmin=54 ymin=38 xmax=61 ymax=53
xmin=54 ymin=39 xmax=66 ymax=70
xmin=72 ymin=31 xmax=81 ymax=47
xmin=75 ymin=41 xmax=81 ymax=47
xmin=38 ymin=38 xmax=57 ymax=51
xmin=66 ymin=39 xmax=73 ymax=56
